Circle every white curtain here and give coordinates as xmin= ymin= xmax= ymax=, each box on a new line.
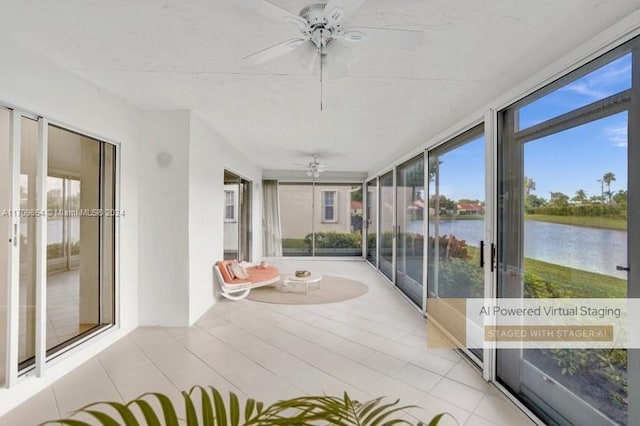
xmin=262 ymin=180 xmax=282 ymax=257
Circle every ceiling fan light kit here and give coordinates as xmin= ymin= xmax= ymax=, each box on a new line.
xmin=305 ymin=154 xmax=326 ymax=178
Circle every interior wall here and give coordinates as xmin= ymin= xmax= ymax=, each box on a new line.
xmin=188 ymin=114 xmax=263 ymax=325
xmin=0 ymin=31 xmax=141 ymax=416
xmin=137 ymin=110 xmax=191 ymax=327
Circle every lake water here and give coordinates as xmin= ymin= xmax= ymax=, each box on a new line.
xmin=427 ymin=219 xmax=627 ymax=278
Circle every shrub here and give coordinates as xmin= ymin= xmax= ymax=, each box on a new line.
xmin=428 ymin=235 xmax=470 ymax=261
xmin=531 ymin=204 xmax=624 ymax=218
xmin=433 ymin=257 xmax=483 ymax=298
xmin=305 ymin=232 xmax=362 ymax=249
xmin=523 ymin=273 xmax=626 ymax=404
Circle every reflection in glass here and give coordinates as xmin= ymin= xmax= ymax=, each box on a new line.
xmin=396 ymin=154 xmax=425 ymax=306
xmin=366 ymin=179 xmax=378 ymax=266
xmin=224 ymin=171 xmax=240 ymax=260
xmin=46 ymin=125 xmax=115 ymax=356
xmin=223 ymin=171 xmax=252 ymax=261
xmin=499 ymin=61 xmax=629 ymax=423
xmin=18 ymin=117 xmax=38 ymax=368
xmin=379 ymin=172 xmax=394 ymax=279
xmin=427 ymin=130 xmax=485 ymax=360
xmin=521 ymin=114 xmax=628 ymax=424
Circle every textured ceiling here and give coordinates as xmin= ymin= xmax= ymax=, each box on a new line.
xmin=0 ymin=0 xmax=638 ymax=175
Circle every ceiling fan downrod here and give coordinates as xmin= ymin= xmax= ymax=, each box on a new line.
xmin=320 ymin=29 xmax=324 ymax=111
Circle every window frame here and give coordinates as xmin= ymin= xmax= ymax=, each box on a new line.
xmin=321 ymin=190 xmax=338 ymax=223
xmin=224 ymin=189 xmax=236 ymax=222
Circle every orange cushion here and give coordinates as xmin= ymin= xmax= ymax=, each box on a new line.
xmin=216 ymin=260 xmax=235 ymax=283
xmin=216 ymin=262 xmax=279 ymax=285
xmin=244 ymin=266 xmax=279 ymax=283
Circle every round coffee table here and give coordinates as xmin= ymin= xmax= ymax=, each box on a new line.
xmin=282 ymin=274 xmax=322 ymax=294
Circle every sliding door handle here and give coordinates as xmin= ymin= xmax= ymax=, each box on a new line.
xmin=479 ymin=240 xmax=485 ymax=268
xmin=616 ymin=265 xmax=630 ymax=272
xmin=491 ymin=243 xmax=497 ymax=272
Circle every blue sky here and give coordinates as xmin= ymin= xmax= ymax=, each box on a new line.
xmin=431 ymin=53 xmax=630 ymax=202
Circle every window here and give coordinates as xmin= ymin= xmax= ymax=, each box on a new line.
xmin=224 ymin=190 xmax=236 ymax=222
xmin=321 ymin=191 xmax=337 ymax=222
xmin=497 ymin=40 xmax=635 ymax=425
xmin=278 ymin=183 xmax=362 ymax=257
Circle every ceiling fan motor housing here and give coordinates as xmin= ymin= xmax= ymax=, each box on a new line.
xmin=299 ymin=2 xmax=344 ymax=49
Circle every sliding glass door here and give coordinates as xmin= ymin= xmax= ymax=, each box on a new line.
xmin=379 ymin=172 xmax=394 ymax=280
xmin=497 ymin=42 xmax=635 ymax=425
xmin=0 ymin=107 xmax=9 ymax=386
xmin=396 ymin=155 xmax=425 ymax=306
xmin=18 ymin=117 xmax=38 ymax=369
xmin=427 ymin=126 xmax=485 ymax=361
xmin=44 ymin=125 xmax=115 ymax=357
xmin=2 ymin=116 xmax=117 ymax=375
xmin=365 ymin=179 xmax=378 ymax=266
xmin=223 ymin=171 xmax=252 ymax=262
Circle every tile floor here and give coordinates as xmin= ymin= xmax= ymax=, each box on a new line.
xmin=18 ymin=269 xmax=95 ymax=364
xmin=1 ymin=260 xmax=535 ymax=425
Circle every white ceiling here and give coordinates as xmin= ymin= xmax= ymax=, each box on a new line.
xmin=0 ymin=0 xmax=638 ymax=175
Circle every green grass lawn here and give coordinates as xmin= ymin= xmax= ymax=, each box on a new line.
xmin=466 ymin=246 xmax=625 ymax=297
xmin=282 ymin=238 xmax=309 ymax=249
xmin=523 ymin=257 xmax=626 ymax=298
xmin=525 ymin=214 xmax=627 ymax=230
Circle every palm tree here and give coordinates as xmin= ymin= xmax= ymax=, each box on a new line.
xmin=524 ymin=176 xmax=536 ymax=196
xmin=572 ymin=189 xmax=587 ymax=204
xmin=603 ymin=172 xmax=616 ymax=204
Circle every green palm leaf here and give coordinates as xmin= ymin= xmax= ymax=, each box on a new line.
xmin=41 ymin=386 xmax=451 ymax=426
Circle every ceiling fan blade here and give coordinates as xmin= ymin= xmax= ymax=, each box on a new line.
xmin=324 ymin=0 xmax=367 ymax=21
xmin=243 ymin=38 xmax=307 ymax=65
xmin=290 ymin=41 xmax=318 ymax=71
xmin=325 ymin=41 xmax=351 ymax=78
xmin=344 ymin=26 xmax=425 ymax=50
xmin=231 ymin=0 xmax=303 ymax=25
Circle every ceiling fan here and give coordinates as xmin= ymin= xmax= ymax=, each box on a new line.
xmin=293 ymin=154 xmax=327 ymax=178
xmin=234 ymin=0 xmax=425 ymax=88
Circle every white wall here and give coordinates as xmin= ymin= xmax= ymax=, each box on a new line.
xmin=0 ymin=32 xmax=141 ymax=415
xmin=188 ymin=114 xmax=262 ymax=325
xmin=137 ymin=111 xmax=191 ymax=326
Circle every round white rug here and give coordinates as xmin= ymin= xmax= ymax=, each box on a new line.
xmin=247 ymin=275 xmax=368 ymax=305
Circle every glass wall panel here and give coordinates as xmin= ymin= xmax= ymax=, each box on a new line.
xmin=46 ymin=125 xmax=115 ymax=355
xmin=313 ymin=184 xmax=363 ymax=257
xmin=0 ymin=107 xmax=10 ymax=385
xmin=366 ymin=179 xmax=378 ymax=266
xmin=18 ymin=117 xmax=38 ymax=369
xmin=427 ymin=127 xmax=485 ymax=360
xmin=279 ymin=183 xmax=313 ymax=256
xmin=497 ymin=43 xmax=632 ymax=425
xmin=379 ymin=172 xmax=394 ymax=279
xmin=396 ymin=154 xmax=425 ymax=306
xmin=46 ymin=176 xmax=65 ymax=273
xmin=518 ymin=53 xmax=631 ymax=131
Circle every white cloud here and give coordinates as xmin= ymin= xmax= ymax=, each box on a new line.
xmin=603 ymin=124 xmax=627 ymax=147
xmin=560 ymin=56 xmax=631 ymax=100
xmin=561 ymin=81 xmax=607 ymax=99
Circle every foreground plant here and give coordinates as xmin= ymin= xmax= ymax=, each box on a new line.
xmin=41 ymin=385 xmax=450 ymax=425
